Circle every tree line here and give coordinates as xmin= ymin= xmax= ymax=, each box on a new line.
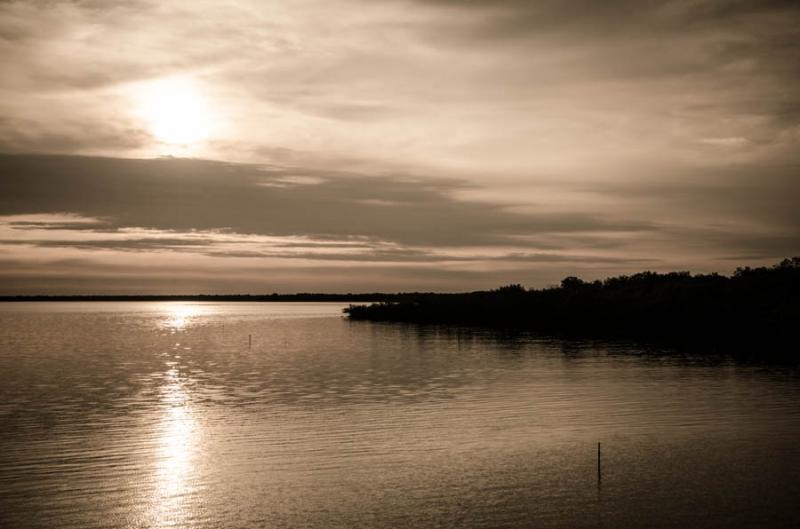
xmin=345 ymin=258 xmax=800 ymax=348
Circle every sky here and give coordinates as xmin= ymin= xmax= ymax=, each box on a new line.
xmin=0 ymin=0 xmax=798 ymax=294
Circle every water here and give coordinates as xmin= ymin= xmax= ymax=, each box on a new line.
xmin=0 ymin=302 xmax=798 ymax=529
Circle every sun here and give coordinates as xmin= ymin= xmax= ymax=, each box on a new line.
xmin=135 ymin=76 xmax=215 ymax=152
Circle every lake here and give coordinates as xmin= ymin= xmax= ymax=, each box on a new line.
xmin=0 ymin=302 xmax=798 ymax=528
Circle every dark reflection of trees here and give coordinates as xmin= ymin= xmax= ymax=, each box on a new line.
xmin=346 ymin=258 xmax=800 ymax=354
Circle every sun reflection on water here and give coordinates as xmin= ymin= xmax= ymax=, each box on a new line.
xmin=151 ymin=366 xmax=198 ymax=528
xmin=161 ymin=303 xmax=205 ymax=331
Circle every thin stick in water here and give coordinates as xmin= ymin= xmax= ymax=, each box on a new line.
xmin=597 ymin=442 xmax=602 ymax=488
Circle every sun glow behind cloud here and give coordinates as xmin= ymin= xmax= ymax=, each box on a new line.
xmin=133 ymin=77 xmax=218 ymax=155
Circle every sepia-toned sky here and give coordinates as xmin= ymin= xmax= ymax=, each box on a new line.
xmin=1 ymin=0 xmax=799 ymax=293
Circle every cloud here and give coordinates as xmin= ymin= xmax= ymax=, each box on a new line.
xmin=1 ymin=0 xmax=794 ymax=170
xmin=0 ymin=0 xmax=798 ymax=179
xmin=0 ymin=246 xmax=659 ymax=295
xmin=1 ymin=1 xmax=799 ymax=291
xmin=0 ymin=154 xmax=658 ymax=247
xmin=0 ymin=152 xmax=797 ymax=293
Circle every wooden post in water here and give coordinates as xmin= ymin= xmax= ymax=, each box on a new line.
xmin=597 ymin=442 xmax=602 ymax=488
xmin=248 ymin=334 xmax=252 ymax=349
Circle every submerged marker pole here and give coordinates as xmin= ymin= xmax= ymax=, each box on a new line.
xmin=248 ymin=334 xmax=252 ymax=349
xmin=597 ymin=442 xmax=602 ymax=488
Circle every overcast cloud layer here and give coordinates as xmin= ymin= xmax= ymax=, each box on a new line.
xmin=0 ymin=0 xmax=798 ymax=293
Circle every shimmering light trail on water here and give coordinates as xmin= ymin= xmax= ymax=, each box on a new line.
xmin=0 ymin=302 xmax=798 ymax=529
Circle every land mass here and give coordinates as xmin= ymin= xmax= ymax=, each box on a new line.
xmin=345 ymin=258 xmax=800 ymax=348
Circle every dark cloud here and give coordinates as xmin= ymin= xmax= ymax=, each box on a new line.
xmin=8 ymin=220 xmax=106 ymax=230
xmin=0 ymin=116 xmax=151 ymax=154
xmin=576 ymin=163 xmax=800 ymax=230
xmin=2 ymin=153 xmax=795 ymax=296
xmin=414 ymin=0 xmax=800 ymax=126
xmin=201 ymin=248 xmax=658 ymax=264
xmin=0 ymin=154 xmax=655 ymax=248
xmin=0 ymin=254 xmax=638 ymax=295
xmin=417 ymin=0 xmax=800 ymax=38
xmin=3 ymin=153 xmax=797 ymax=267
xmin=0 ymin=237 xmax=217 ymax=252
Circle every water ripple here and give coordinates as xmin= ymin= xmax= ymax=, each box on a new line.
xmin=0 ymin=302 xmax=799 ymax=529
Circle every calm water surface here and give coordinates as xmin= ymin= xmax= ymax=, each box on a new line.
xmin=0 ymin=302 xmax=798 ymax=528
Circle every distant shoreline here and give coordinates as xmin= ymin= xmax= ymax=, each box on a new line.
xmin=0 ymin=294 xmax=404 ymax=302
